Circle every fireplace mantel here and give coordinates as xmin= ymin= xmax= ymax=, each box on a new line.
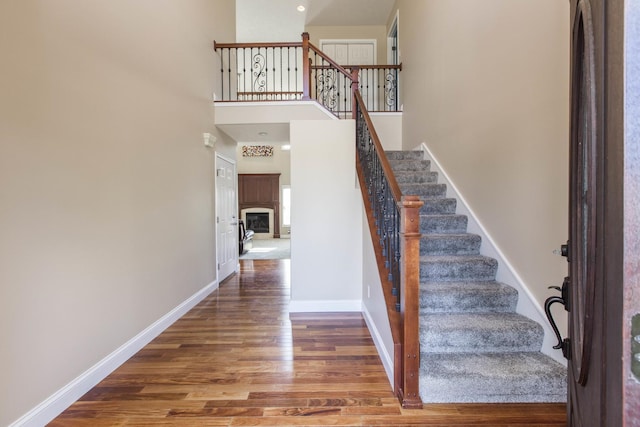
xmin=238 ymin=173 xmax=280 ymax=238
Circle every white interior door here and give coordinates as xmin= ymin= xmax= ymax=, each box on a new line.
xmin=215 ymin=154 xmax=238 ymax=281
xmin=320 ymin=40 xmax=376 ymax=110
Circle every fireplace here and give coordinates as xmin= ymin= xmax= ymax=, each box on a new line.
xmin=246 ymin=212 xmax=269 ymax=233
xmin=241 ymin=207 xmax=275 ymax=239
xmin=238 ymin=173 xmax=280 ymax=238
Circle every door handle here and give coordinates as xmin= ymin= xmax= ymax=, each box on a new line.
xmin=230 ymin=222 xmax=238 ymax=226
xmin=544 ymin=276 xmax=571 ymax=359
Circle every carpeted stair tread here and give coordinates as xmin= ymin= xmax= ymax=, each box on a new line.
xmin=420 ymin=352 xmax=567 ymax=403
xmin=420 ymin=313 xmax=543 ymax=353
xmin=420 ymin=214 xmax=468 ymax=233
xmin=420 ymin=281 xmax=518 ymax=313
xmin=420 ymin=255 xmax=498 ymax=281
xmin=421 ymin=233 xmax=481 ymax=255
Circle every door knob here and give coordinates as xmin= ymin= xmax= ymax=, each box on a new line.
xmin=544 ymin=276 xmax=571 ymax=359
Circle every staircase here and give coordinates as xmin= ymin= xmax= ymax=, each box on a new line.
xmin=387 ymin=150 xmax=567 ymax=403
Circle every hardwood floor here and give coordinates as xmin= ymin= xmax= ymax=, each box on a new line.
xmin=50 ymin=259 xmax=566 ymax=426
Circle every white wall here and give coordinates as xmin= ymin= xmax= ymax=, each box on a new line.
xmin=289 ymin=120 xmax=363 ymax=311
xmin=0 ymin=1 xmax=235 ymax=425
xmin=392 ymin=0 xmax=570 ymax=342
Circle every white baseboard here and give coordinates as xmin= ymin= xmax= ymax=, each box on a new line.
xmin=361 ymin=304 xmax=394 ymax=386
xmin=288 ymin=299 xmax=361 ymax=313
xmin=10 ymin=280 xmax=219 ymax=427
xmin=418 ymin=143 xmax=566 ymax=366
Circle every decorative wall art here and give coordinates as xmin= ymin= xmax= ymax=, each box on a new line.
xmin=242 ymin=145 xmax=274 ymax=157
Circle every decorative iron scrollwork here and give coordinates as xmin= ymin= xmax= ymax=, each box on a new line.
xmin=252 ymin=51 xmax=267 ymax=93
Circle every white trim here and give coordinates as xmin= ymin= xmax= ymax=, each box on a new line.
xmin=369 ymin=112 xmax=403 ymax=117
xmin=288 ymin=299 xmax=361 ymax=313
xmin=214 ymin=101 xmax=339 ymax=120
xmin=387 ymin=10 xmax=400 ymax=65
xmin=361 ymin=303 xmax=394 ymax=386
xmin=418 ymin=143 xmax=567 ymax=366
xmin=9 ymin=281 xmax=219 ymax=427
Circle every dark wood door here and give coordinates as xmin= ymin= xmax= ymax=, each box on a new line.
xmin=564 ymin=0 xmax=629 ymax=425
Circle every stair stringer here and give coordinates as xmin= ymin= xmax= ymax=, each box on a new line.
xmin=417 ymin=142 xmax=566 ymax=366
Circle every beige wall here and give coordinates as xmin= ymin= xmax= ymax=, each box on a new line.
xmin=305 ymin=25 xmax=388 ymax=64
xmin=289 ymin=120 xmax=362 ymax=309
xmin=394 ymin=0 xmax=570 ymax=332
xmin=0 ymin=1 xmax=235 ymax=424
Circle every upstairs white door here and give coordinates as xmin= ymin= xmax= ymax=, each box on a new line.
xmin=320 ymin=40 xmax=376 ymax=111
xmin=320 ymin=40 xmax=375 ymax=65
xmin=215 ymin=154 xmax=238 ymax=281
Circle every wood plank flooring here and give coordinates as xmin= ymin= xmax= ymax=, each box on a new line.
xmin=50 ymin=259 xmax=566 ymax=426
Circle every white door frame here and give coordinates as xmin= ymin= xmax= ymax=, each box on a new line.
xmin=387 ymin=11 xmax=399 ymax=65
xmin=215 ymin=152 xmax=238 ymax=282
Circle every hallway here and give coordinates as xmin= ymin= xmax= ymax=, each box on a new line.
xmin=51 ymin=260 xmax=566 ymax=426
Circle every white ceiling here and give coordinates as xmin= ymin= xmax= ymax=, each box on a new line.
xmin=236 ymin=0 xmax=396 ymax=42
xmin=305 ymin=0 xmax=396 ymax=26
xmin=217 ymin=123 xmax=290 ymax=144
xmin=230 ymin=0 xmax=396 ymax=143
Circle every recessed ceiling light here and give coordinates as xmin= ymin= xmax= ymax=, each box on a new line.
xmin=281 ymin=144 xmax=291 ymax=150
xmin=258 ymin=131 xmax=268 ymax=136
xmin=297 ymin=5 xmax=305 ymax=12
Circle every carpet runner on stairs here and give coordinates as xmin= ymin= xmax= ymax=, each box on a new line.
xmin=386 ymin=150 xmax=566 ymax=404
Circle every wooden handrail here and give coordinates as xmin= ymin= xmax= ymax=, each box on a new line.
xmin=308 ymin=42 xmax=354 ymax=81
xmin=354 ymin=91 xmax=403 ymax=202
xmin=344 ymin=64 xmax=403 ymax=71
xmin=213 ymin=41 xmax=302 ymax=49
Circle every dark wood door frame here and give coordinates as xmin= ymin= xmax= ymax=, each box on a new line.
xmin=565 ymin=0 xmax=638 ymax=425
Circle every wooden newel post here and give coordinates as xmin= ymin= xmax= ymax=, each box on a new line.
xmin=351 ymin=67 xmax=359 ymax=119
xmin=302 ymin=32 xmax=311 ymax=100
xmin=399 ymin=195 xmax=424 ymax=409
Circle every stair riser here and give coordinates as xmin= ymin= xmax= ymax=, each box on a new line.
xmin=420 ymin=216 xmax=468 ymax=234
xmin=386 ymin=151 xmax=424 ymax=161
xmin=421 ymin=235 xmax=481 ymax=256
xmin=420 ymin=291 xmax=517 ymax=313
xmin=399 ymin=183 xmax=447 ymax=198
xmin=419 ymin=328 xmax=543 ymax=353
xmin=420 ymin=379 xmax=567 ymax=403
xmin=395 ymin=172 xmax=439 ymax=184
xmin=421 ymin=199 xmax=457 ymax=215
xmin=388 ymin=160 xmax=431 ymax=171
xmin=419 ymin=353 xmax=567 ymax=403
xmin=420 ymin=259 xmax=497 ymax=281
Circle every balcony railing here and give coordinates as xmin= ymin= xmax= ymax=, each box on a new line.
xmin=214 ymin=33 xmax=401 ymax=118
